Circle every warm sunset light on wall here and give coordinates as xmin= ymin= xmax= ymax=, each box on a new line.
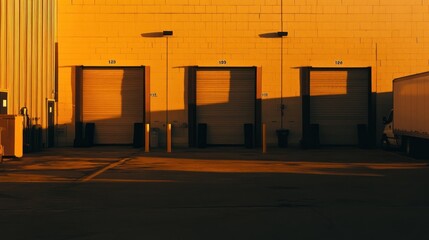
xmin=309 ymin=71 xmax=348 ymax=96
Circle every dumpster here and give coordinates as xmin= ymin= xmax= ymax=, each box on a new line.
xmin=276 ymin=129 xmax=289 ymax=148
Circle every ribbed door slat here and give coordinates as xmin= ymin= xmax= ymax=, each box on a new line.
xmin=310 ymin=69 xmax=368 ymax=145
xmin=83 ymin=68 xmax=144 ymax=144
xmin=196 ymin=69 xmax=255 ymax=145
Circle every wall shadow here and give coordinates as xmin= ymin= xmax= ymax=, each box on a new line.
xmin=376 ymin=91 xmax=393 ymax=143
xmin=300 ymin=67 xmax=382 ymax=148
xmin=59 ymin=66 xmax=393 ymax=152
xmin=73 ymin=66 xmax=148 ymax=147
xmin=186 ymin=67 xmax=262 ymax=148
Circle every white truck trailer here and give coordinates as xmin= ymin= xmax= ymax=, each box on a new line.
xmin=382 ymin=71 xmax=429 ymax=156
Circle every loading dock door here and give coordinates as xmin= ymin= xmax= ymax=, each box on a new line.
xmin=196 ymin=68 xmax=255 ymax=145
xmin=309 ymin=69 xmax=369 ymax=145
xmin=82 ymin=68 xmax=144 ymax=144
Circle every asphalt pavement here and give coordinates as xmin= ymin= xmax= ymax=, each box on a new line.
xmin=0 ymin=146 xmax=428 ymax=240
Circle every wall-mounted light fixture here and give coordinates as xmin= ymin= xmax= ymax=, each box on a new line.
xmin=163 ymin=30 xmax=173 ymax=125
xmin=277 ymin=31 xmax=288 ymax=37
xmin=140 ymin=30 xmax=174 ymax=151
xmin=278 ymin=0 xmax=288 ymax=131
xmin=163 ymin=30 xmax=173 ymax=151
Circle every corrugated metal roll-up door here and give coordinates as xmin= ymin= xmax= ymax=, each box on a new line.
xmin=196 ymin=68 xmax=255 ymax=145
xmin=310 ymin=69 xmax=369 ymax=145
xmin=82 ymin=68 xmax=144 ymax=144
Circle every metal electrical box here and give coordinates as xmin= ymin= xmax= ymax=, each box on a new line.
xmin=0 ymin=115 xmax=23 ymax=158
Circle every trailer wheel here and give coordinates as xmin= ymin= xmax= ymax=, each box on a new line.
xmin=381 ymin=134 xmax=390 ymax=149
xmin=405 ymin=137 xmax=411 ymax=155
xmin=405 ymin=137 xmax=417 ymax=157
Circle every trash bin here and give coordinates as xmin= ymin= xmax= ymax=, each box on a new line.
xmin=276 ymin=129 xmax=289 ymax=148
xmin=150 ymin=128 xmax=160 ymax=148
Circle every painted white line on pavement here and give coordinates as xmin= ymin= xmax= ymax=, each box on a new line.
xmin=79 ymin=157 xmax=131 ymax=182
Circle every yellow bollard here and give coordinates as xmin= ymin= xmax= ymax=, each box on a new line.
xmin=262 ymin=123 xmax=266 ymax=153
xmin=145 ymin=123 xmax=150 ymax=153
xmin=167 ymin=123 xmax=172 ymax=153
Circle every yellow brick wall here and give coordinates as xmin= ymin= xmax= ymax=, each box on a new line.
xmin=58 ymin=0 xmax=429 ymax=146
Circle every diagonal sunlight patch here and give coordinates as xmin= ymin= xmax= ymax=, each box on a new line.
xmin=0 ymin=173 xmax=71 ymax=183
xmin=117 ymin=158 xmax=426 ymax=177
xmin=90 ymin=179 xmax=176 ymax=183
